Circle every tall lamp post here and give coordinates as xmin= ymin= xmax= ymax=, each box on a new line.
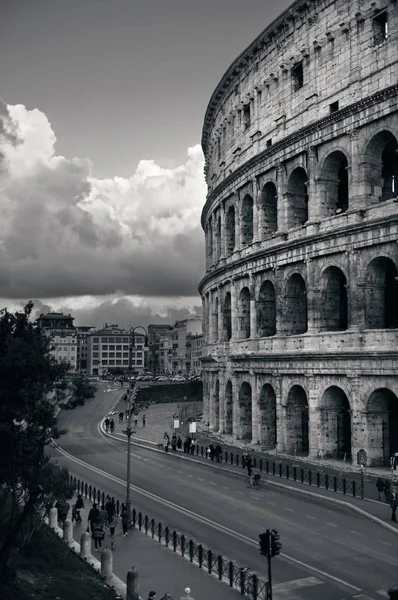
xmin=125 ymin=325 xmax=148 ymax=522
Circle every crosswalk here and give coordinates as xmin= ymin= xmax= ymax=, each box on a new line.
xmin=267 ymin=577 xmax=390 ymax=600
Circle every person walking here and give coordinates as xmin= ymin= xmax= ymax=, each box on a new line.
xmin=191 ymin=437 xmax=197 ymax=455
xmin=120 ymin=411 xmax=124 ymax=422
xmin=120 ymin=503 xmax=129 ymax=536
xmin=104 ymin=417 xmax=110 ymax=433
xmin=171 ymin=433 xmax=177 ymax=453
xmin=107 ymin=513 xmax=119 ymax=546
xmin=215 ymin=444 xmax=222 ymax=463
xmin=134 ymin=415 xmax=138 ymax=427
xmin=110 ymin=418 xmax=115 ymax=433
xmin=88 ymin=503 xmax=100 ymax=534
xmin=209 ymin=444 xmax=215 ymax=461
xmin=391 ymin=491 xmax=398 ymax=523
xmin=105 ymin=496 xmax=115 ymax=523
xmin=163 ymin=433 xmax=170 ymax=452
xmin=143 ymin=414 xmax=146 ymax=427
xmin=92 ymin=521 xmax=104 ymax=551
xmin=180 ymin=587 xmax=195 ymax=600
xmin=385 ymin=479 xmax=392 ymax=503
xmin=57 ymin=500 xmax=70 ymax=525
xmin=177 ymin=435 xmax=182 ymax=451
xmin=376 ymin=477 xmax=385 ymax=501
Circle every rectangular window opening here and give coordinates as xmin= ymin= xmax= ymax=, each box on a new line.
xmin=243 ymin=104 xmax=251 ymax=129
xmin=373 ymin=11 xmax=388 ymax=45
xmin=292 ymin=63 xmax=304 ymax=91
xmin=329 ymin=101 xmax=339 ymax=113
xmin=266 ymin=138 xmax=272 ymax=148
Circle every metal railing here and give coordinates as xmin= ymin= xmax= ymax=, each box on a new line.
xmin=70 ymin=475 xmax=269 ymax=599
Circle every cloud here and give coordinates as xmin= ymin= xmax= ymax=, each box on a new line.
xmin=0 ymin=99 xmax=206 ymax=300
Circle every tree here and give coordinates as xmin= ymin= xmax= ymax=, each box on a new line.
xmin=0 ymin=302 xmax=89 ymax=578
xmin=65 ymin=374 xmax=97 ymax=410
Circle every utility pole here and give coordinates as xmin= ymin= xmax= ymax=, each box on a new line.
xmin=125 ymin=328 xmax=135 ymax=523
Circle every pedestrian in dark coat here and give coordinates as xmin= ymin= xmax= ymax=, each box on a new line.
xmin=209 ymin=444 xmax=215 ymax=461
xmin=384 ymin=479 xmax=392 ymax=503
xmin=177 ymin=435 xmax=182 ymax=451
xmin=92 ymin=521 xmax=104 ymax=550
xmin=215 ymin=444 xmax=222 ymax=463
xmin=104 ymin=417 xmax=110 ymax=432
xmin=171 ymin=433 xmax=177 ymax=452
xmin=110 ymin=418 xmax=115 ymax=433
xmin=376 ymin=477 xmax=385 ymax=501
xmin=143 ymin=414 xmax=146 ymax=427
xmin=57 ymin=500 xmax=70 ymax=525
xmin=391 ymin=491 xmax=397 ymax=522
xmin=121 ymin=503 xmax=129 ymax=536
xmin=88 ymin=503 xmax=100 ymax=533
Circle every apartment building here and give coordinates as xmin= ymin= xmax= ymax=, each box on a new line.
xmin=86 ymin=323 xmax=146 ymax=377
xmin=164 ymin=317 xmax=203 ymax=375
xmin=37 ymin=312 xmax=78 ymax=372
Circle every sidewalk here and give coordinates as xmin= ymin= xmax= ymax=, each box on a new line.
xmin=104 ymin=401 xmax=398 ymax=535
xmin=68 ymin=496 xmax=242 ymax=600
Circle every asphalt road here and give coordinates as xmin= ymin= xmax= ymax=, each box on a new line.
xmin=48 ymin=384 xmax=398 ymax=600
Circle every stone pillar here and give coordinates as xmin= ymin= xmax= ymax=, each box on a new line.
xmin=349 ymin=377 xmax=367 ymax=459
xmin=230 ymin=282 xmax=238 ymax=341
xmin=274 ymin=267 xmax=284 ymax=335
xmin=276 ymin=163 xmax=287 ymax=232
xmin=347 ymin=249 xmax=365 ymax=331
xmin=349 ymin=128 xmax=365 ymax=211
xmin=235 ymin=199 xmax=241 ymax=251
xmin=202 ymin=371 xmax=210 ymax=425
xmin=306 ymin=258 xmax=318 ymax=333
xmin=251 ymin=374 xmax=260 ymax=445
xmin=126 ymin=566 xmax=140 ymax=600
xmin=206 ymin=292 xmax=213 ymax=345
xmin=80 ymin=531 xmax=91 ymax=558
xmin=219 ymin=370 xmax=226 ymax=433
xmin=232 ymin=372 xmax=239 ymax=439
xmin=217 ymin=285 xmax=223 ymax=342
xmin=62 ymin=519 xmax=73 ymax=544
xmin=307 ymin=377 xmax=320 ymax=459
xmin=306 ymin=147 xmax=320 ymax=222
xmin=249 ymin=277 xmax=256 ymax=338
xmin=252 ymin=178 xmax=260 ymax=243
xmin=209 ymin=373 xmax=215 ymax=430
xmin=220 ymin=204 xmax=226 ymax=259
xmin=48 ymin=507 xmax=57 ymax=529
xmin=101 ymin=547 xmax=113 ymax=579
xmin=275 ymin=376 xmax=285 ymax=452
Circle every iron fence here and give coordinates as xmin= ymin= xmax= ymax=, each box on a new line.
xmin=70 ymin=475 xmax=269 ymax=599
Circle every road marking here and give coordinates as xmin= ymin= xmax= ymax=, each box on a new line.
xmin=285 ymin=508 xmax=295 ymax=512
xmin=267 ymin=501 xmax=276 ymax=506
xmin=209 ymin=481 xmax=217 ymax=486
xmin=237 ymin=491 xmax=244 ymax=495
xmin=187 ymin=474 xmax=193 ymax=478
xmin=326 ymin=522 xmax=339 ymax=527
xmin=251 ymin=495 xmax=260 ymax=500
xmin=376 ymin=590 xmax=390 ymax=597
xmin=306 ymin=515 xmax=316 ymax=520
xmin=222 ymin=486 xmax=229 ymax=490
xmin=198 ymin=477 xmax=205 ymax=481
xmin=350 ymin=530 xmax=361 ymax=536
xmin=377 ymin=540 xmax=392 ymax=547
xmin=273 ymin=577 xmax=323 ymax=592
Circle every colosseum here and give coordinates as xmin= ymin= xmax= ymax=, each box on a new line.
xmin=199 ymin=0 xmax=398 ymax=467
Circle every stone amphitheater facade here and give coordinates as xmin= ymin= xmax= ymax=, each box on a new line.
xmin=198 ymin=0 xmax=398 ymax=466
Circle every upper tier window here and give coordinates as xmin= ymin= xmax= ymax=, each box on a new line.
xmin=373 ymin=10 xmax=388 ymax=46
xmin=292 ymin=63 xmax=304 ymax=91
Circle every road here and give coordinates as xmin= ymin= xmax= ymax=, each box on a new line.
xmin=48 ymin=384 xmax=398 ymax=600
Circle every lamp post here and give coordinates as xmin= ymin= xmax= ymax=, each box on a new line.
xmin=125 ymin=326 xmax=148 ymax=523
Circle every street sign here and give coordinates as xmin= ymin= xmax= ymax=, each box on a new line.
xmin=173 ymin=418 xmax=180 ymax=429
xmin=357 ymin=449 xmax=367 ymax=466
xmin=189 ymin=421 xmax=197 ymax=434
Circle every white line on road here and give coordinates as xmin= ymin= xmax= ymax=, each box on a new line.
xmin=251 ymin=495 xmax=260 ymax=500
xmin=326 ymin=522 xmax=339 ymax=527
xmin=285 ymin=508 xmax=295 ymax=512
xmin=209 ymin=482 xmax=217 ymax=486
xmin=197 ymin=477 xmax=205 ymax=481
xmin=306 ymin=515 xmax=316 ymax=520
xmin=267 ymin=501 xmax=276 ymax=506
xmin=350 ymin=530 xmax=361 ymax=536
xmin=222 ymin=486 xmax=229 ymax=490
xmin=376 ymin=590 xmax=390 ymax=597
xmin=187 ymin=474 xmax=193 ymax=478
xmin=237 ymin=491 xmax=244 ymax=495
xmin=273 ymin=577 xmax=323 ymax=592
xmin=377 ymin=540 xmax=392 ymax=547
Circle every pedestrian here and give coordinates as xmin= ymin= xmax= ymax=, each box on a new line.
xmin=92 ymin=521 xmax=104 ymax=551
xmin=110 ymin=418 xmax=115 ymax=433
xmin=180 ymin=587 xmax=195 ymax=600
xmin=135 ymin=416 xmax=138 ymax=427
xmin=177 ymin=435 xmax=182 ymax=451
xmin=376 ymin=477 xmax=385 ymax=501
xmin=119 ymin=411 xmax=123 ymax=422
xmin=246 ymin=453 xmax=252 ymax=473
xmin=125 ymin=410 xmax=129 ymax=421
xmin=105 ymin=496 xmax=115 ymax=523
xmin=209 ymin=444 xmax=215 ymax=461
xmin=104 ymin=417 xmax=110 ymax=433
xmin=147 ymin=592 xmax=156 ymax=600
xmin=88 ymin=503 xmax=100 ymax=533
xmin=215 ymin=444 xmax=222 ymax=463
xmin=164 ymin=433 xmax=170 ymax=452
xmin=206 ymin=447 xmax=211 ymax=459
xmin=120 ymin=503 xmax=129 ymax=536
xmin=99 ymin=504 xmax=108 ymax=526
xmin=384 ymin=479 xmax=392 ymax=503
xmin=57 ymin=499 xmax=70 ymax=525
xmin=107 ymin=513 xmax=119 ymax=539
xmin=171 ymin=433 xmax=177 ymax=452
xmin=191 ymin=437 xmax=197 ymax=455
xmin=186 ymin=436 xmax=191 ymax=454
xmin=143 ymin=414 xmax=146 ymax=427
xmin=391 ymin=491 xmax=398 ymax=523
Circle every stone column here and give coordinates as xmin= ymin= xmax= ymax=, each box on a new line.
xmin=48 ymin=507 xmax=57 ymax=529
xmin=275 ymin=376 xmax=285 ymax=452
xmin=274 ymin=267 xmax=284 ymax=335
xmin=230 ymin=281 xmax=238 ymax=341
xmin=306 ymin=258 xmax=318 ymax=333
xmin=252 ymin=178 xmax=260 ymax=243
xmin=209 ymin=373 xmax=215 ymax=430
xmin=127 ymin=566 xmax=140 ymax=600
xmin=306 ymin=147 xmax=320 ymax=222
xmin=202 ymin=371 xmax=210 ymax=425
xmin=63 ymin=519 xmax=73 ymax=544
xmin=234 ymin=198 xmax=241 ymax=251
xmin=218 ymin=370 xmax=226 ymax=433
xmin=80 ymin=531 xmax=91 ymax=558
xmin=206 ymin=292 xmax=213 ymax=345
xmin=349 ymin=376 xmax=367 ymax=460
xmin=347 ymin=249 xmax=365 ymax=331
xmin=349 ymin=128 xmax=365 ymax=211
xmin=249 ymin=277 xmax=257 ymax=338
xmin=307 ymin=377 xmax=320 ymax=459
xmin=251 ymin=373 xmax=261 ymax=445
xmin=232 ymin=372 xmax=239 ymax=440
xmin=101 ymin=547 xmax=113 ymax=579
xmin=220 ymin=204 xmax=226 ymax=259
xmin=276 ymin=163 xmax=287 ymax=232
xmin=217 ymin=285 xmax=223 ymax=342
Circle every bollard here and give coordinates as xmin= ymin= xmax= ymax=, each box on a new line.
xmin=63 ymin=519 xmax=73 ymax=544
xmin=101 ymin=547 xmax=113 ymax=579
xmin=48 ymin=507 xmax=58 ymax=529
xmin=80 ymin=531 xmax=91 ymax=559
xmin=126 ymin=566 xmax=140 ymax=600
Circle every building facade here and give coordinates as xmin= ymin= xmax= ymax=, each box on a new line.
xmin=164 ymin=318 xmax=203 ymax=374
xmin=189 ymin=333 xmax=204 ymax=373
xmin=199 ymin=0 xmax=398 ymax=466
xmin=86 ymin=324 xmax=146 ymax=377
xmin=37 ymin=312 xmax=78 ymax=371
xmin=75 ymin=326 xmax=95 ymax=373
xmin=147 ymin=324 xmax=172 ymax=374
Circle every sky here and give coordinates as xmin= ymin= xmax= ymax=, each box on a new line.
xmin=0 ymin=0 xmax=293 ymax=329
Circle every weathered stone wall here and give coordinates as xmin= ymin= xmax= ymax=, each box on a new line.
xmin=199 ymin=0 xmax=398 ymax=466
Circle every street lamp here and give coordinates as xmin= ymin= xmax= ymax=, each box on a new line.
xmin=125 ymin=325 xmax=148 ymax=522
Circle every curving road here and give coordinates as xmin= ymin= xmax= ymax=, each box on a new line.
xmin=48 ymin=384 xmax=398 ymax=600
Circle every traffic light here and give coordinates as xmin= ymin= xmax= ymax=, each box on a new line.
xmin=259 ymin=531 xmax=269 ymax=557
xmin=270 ymin=529 xmax=282 ymax=557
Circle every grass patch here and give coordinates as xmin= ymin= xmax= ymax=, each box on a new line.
xmin=0 ymin=525 xmax=120 ymax=600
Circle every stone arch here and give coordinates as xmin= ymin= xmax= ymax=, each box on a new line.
xmin=286 ymin=385 xmax=309 ymax=455
xmin=319 ymin=266 xmax=348 ymax=331
xmin=319 ymin=386 xmax=352 ymax=459
xmin=238 ymin=381 xmax=252 ymax=441
xmin=259 ymin=384 xmax=277 ymax=448
xmin=223 ymin=292 xmax=232 ymax=341
xmin=364 ymin=257 xmax=398 ymax=329
xmin=260 ymin=182 xmax=278 ymax=237
xmin=241 ymin=194 xmax=254 ymax=246
xmin=215 ymin=216 xmax=221 ymax=261
xmin=287 ymin=167 xmax=309 ymax=228
xmin=257 ymin=280 xmax=276 ymax=337
xmin=238 ymin=287 xmax=251 ymax=339
xmin=226 ymin=206 xmax=236 ymax=255
xmin=214 ymin=379 xmax=220 ymax=431
xmin=364 ymin=130 xmax=398 ymax=202
xmin=283 ymin=273 xmax=307 ymax=335
xmin=225 ymin=380 xmax=233 ymax=434
xmin=367 ymin=388 xmax=398 ymax=465
xmin=319 ymin=150 xmax=349 ymax=216
xmin=213 ymin=296 xmax=219 ymax=342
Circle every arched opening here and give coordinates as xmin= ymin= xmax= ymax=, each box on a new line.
xmin=260 ymin=182 xmax=278 ymax=237
xmin=207 ymin=219 xmax=213 ymax=265
xmin=365 ymin=257 xmax=398 ymax=329
xmin=223 ymin=292 xmax=232 ymax=341
xmin=238 ymin=287 xmax=251 ymax=339
xmin=226 ymin=206 xmax=236 ymax=255
xmin=215 ymin=216 xmax=221 ymax=261
xmin=320 ymin=267 xmax=348 ymax=331
xmin=241 ymin=195 xmax=254 ymax=246
xmin=259 ymin=384 xmax=277 ymax=448
xmin=320 ymin=151 xmax=349 ymax=216
xmin=367 ymin=389 xmax=398 ymax=465
xmin=283 ymin=274 xmax=307 ymax=335
xmin=225 ymin=380 xmax=233 ymax=434
xmin=287 ymin=167 xmax=309 ymax=228
xmin=257 ymin=280 xmax=276 ymax=337
xmin=319 ymin=387 xmax=352 ymax=459
xmin=213 ymin=296 xmax=219 ymax=343
xmin=364 ymin=131 xmax=398 ymax=202
xmin=238 ymin=382 xmax=252 ymax=441
xmin=214 ymin=379 xmax=220 ymax=431
xmin=286 ymin=386 xmax=309 ymax=455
